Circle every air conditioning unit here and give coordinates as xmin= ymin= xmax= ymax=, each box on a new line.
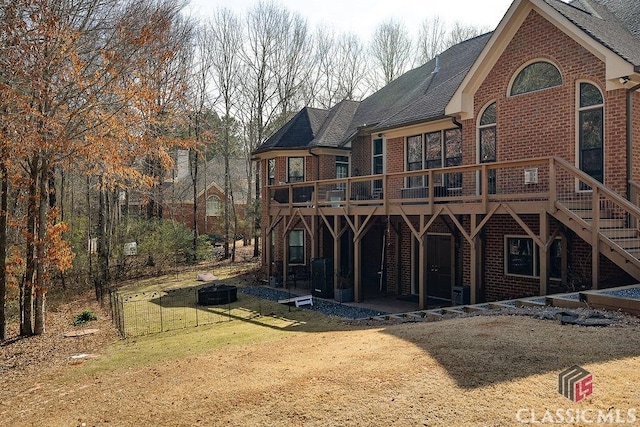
xmin=524 ymin=168 xmax=538 ymax=184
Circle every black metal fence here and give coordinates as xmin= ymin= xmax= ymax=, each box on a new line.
xmin=109 ymin=286 xmax=234 ymax=338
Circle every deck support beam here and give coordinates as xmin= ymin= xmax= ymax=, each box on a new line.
xmin=470 ymin=214 xmax=479 ymax=305
xmin=539 ymin=212 xmax=549 ymax=296
xmin=591 ymin=189 xmax=600 ymax=289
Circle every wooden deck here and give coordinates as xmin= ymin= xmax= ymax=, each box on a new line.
xmin=264 ymin=156 xmax=640 ymax=309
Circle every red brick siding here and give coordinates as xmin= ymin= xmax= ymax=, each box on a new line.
xmin=469 ymin=10 xmax=628 ymax=196
xmin=351 ymin=135 xmax=372 ymax=176
xmin=632 ymin=91 xmax=640 ymax=188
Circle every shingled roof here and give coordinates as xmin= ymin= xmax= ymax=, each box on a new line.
xmin=368 ymin=33 xmax=492 ymax=132
xmin=253 ymin=107 xmax=330 ymax=154
xmin=545 ymin=0 xmax=640 ymax=66
xmin=254 ymin=0 xmax=638 ymax=154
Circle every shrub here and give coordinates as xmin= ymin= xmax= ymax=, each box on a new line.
xmin=73 ymin=310 xmax=98 ymax=326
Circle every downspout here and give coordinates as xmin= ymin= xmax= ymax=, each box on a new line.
xmin=626 ymin=82 xmax=640 ymax=200
xmin=451 ymin=116 xmax=463 ymax=129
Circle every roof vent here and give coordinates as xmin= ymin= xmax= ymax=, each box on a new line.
xmin=432 ymin=55 xmax=440 ymax=74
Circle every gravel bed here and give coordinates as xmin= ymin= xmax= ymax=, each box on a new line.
xmin=240 ymin=286 xmax=387 ymax=319
xmin=601 ymin=287 xmax=640 ymax=300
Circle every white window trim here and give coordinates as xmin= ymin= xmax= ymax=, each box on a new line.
xmin=267 ymin=158 xmax=275 ymax=186
xmin=286 ymin=156 xmax=305 ymax=183
xmin=504 ymin=235 xmax=539 ymax=279
xmin=507 ymin=59 xmax=563 ymax=98
xmin=372 ymin=136 xmax=386 ymax=192
xmin=372 ymin=137 xmax=386 ymax=173
xmin=405 ymin=134 xmax=424 ymax=188
xmin=504 ymin=235 xmax=563 ymax=279
xmin=476 ymin=100 xmax=497 ymax=195
xmin=575 ymin=80 xmax=605 ymax=193
xmin=288 ymin=229 xmax=306 ymax=266
xmin=206 ymin=195 xmax=222 ymax=217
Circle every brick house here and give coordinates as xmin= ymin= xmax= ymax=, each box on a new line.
xmin=165 ymin=152 xmax=249 ymax=239
xmin=253 ymin=0 xmax=640 ymax=309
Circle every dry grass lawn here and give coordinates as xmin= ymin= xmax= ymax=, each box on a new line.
xmin=2 ymin=249 xmax=640 ymax=426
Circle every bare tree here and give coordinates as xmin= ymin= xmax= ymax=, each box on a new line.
xmin=336 ymin=33 xmax=369 ymax=101
xmin=415 ymin=16 xmax=447 ymax=65
xmin=445 ymin=21 xmax=489 ymax=47
xmin=273 ymin=10 xmax=311 ymax=120
xmin=239 ymin=1 xmax=284 ymax=258
xmin=302 ymin=28 xmax=337 ymax=108
xmin=209 ymin=7 xmax=243 ymax=260
xmin=369 ymin=18 xmax=412 ymax=88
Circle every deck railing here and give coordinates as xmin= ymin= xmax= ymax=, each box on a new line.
xmin=267 ymin=157 xmax=554 ymax=211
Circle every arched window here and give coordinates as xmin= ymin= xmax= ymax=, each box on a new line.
xmin=206 ymin=195 xmax=222 ymax=216
xmin=478 ymin=102 xmax=497 ymax=194
xmin=510 ymin=61 xmax=562 ymax=96
xmin=578 ymin=82 xmax=604 ymax=187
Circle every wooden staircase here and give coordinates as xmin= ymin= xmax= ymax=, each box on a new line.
xmin=552 ymin=198 xmax=640 ymax=281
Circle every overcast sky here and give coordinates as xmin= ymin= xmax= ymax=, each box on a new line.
xmin=184 ymin=0 xmax=516 ymax=41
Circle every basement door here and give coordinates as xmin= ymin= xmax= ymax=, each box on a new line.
xmin=427 ymin=234 xmax=453 ymax=302
xmin=411 ymin=234 xmax=454 ymax=302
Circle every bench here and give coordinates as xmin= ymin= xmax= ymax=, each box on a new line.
xmin=277 ymin=294 xmax=313 ymax=307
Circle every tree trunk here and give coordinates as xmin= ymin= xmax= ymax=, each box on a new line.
xmin=95 ymin=177 xmax=109 ymax=302
xmin=34 ymin=159 xmax=50 ymax=335
xmin=224 ymin=147 xmax=231 ymax=260
xmin=190 ymin=148 xmax=198 ymax=262
xmin=0 ymin=160 xmax=8 ymax=341
xmin=253 ymin=162 xmax=260 ymax=258
xmin=21 ymin=160 xmax=38 ymax=336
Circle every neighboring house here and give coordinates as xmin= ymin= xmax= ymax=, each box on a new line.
xmin=253 ymin=0 xmax=640 ymax=309
xmin=165 ymin=152 xmax=249 ymax=239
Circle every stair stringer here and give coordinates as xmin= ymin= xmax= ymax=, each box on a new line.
xmin=551 ymin=205 xmax=640 ymax=281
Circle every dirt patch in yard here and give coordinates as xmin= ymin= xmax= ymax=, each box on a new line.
xmin=2 ymin=305 xmax=640 ymax=426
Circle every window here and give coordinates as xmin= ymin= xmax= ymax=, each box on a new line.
xmin=478 ymin=102 xmax=497 ymax=194
xmin=404 ymin=129 xmax=461 ymax=189
xmin=505 ymin=236 xmax=563 ymax=278
xmin=444 ymin=129 xmax=462 ymax=189
xmin=578 ymin=82 xmax=604 ymax=188
xmin=288 ymin=230 xmax=304 ymax=264
xmin=287 ymin=157 xmax=304 ymax=183
xmin=206 ymin=195 xmax=222 ymax=216
xmin=406 ymin=135 xmax=423 ymax=188
xmin=510 ymin=61 xmax=562 ymax=96
xmin=372 ymin=137 xmax=384 ymax=191
xmin=336 ymin=155 xmax=349 ymax=190
xmin=506 ymin=236 xmax=536 ymax=277
xmin=267 ymin=159 xmax=275 ymax=186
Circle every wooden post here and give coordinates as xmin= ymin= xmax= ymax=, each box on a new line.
xmin=333 ymin=215 xmax=340 ymax=296
xmin=282 ymin=220 xmax=289 ymax=285
xmin=311 ymin=215 xmax=317 ymax=259
xmin=470 ymin=214 xmax=478 ymax=305
xmin=591 ymin=188 xmax=600 ymax=289
xmin=549 ymin=158 xmax=557 ymax=213
xmin=266 ymin=221 xmax=272 ymax=279
xmin=539 ymin=212 xmax=548 ymax=296
xmin=418 ymin=233 xmax=427 ymax=310
xmin=353 ymin=215 xmax=362 ymax=302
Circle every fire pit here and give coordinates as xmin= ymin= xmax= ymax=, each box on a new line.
xmin=198 ymin=284 xmax=238 ymax=306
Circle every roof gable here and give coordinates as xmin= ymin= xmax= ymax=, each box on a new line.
xmin=346 ymin=33 xmax=491 ymax=136
xmin=254 ymin=107 xmax=329 ymax=154
xmin=446 ymin=0 xmax=638 ymax=120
